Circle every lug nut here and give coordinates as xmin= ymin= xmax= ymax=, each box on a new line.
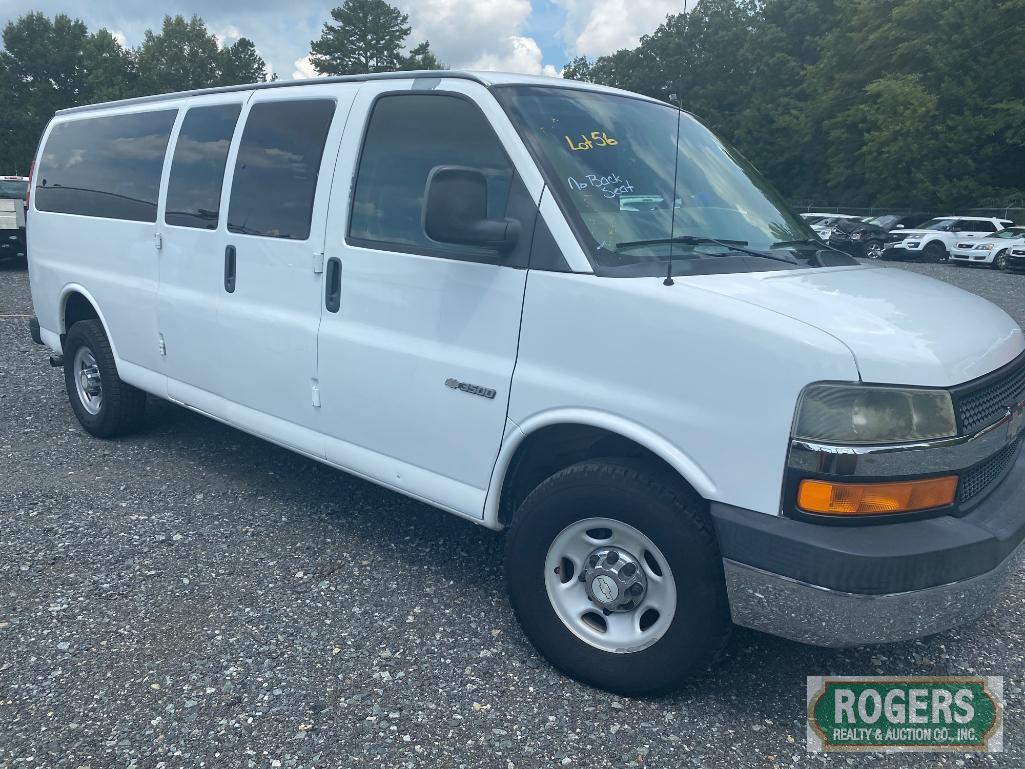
xmin=602 ymin=608 xmax=611 ymax=616
xmin=630 ymin=583 xmax=643 ymax=596
xmin=620 ymin=600 xmax=633 ymax=611
xmin=579 ymin=574 xmax=586 ymax=582
xmin=589 ymin=554 xmax=599 ymax=567
xmin=621 ymin=562 xmax=636 ymax=577
xmin=606 ymin=551 xmax=619 ymax=564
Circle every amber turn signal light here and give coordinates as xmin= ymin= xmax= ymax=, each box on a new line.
xmin=797 ymin=476 xmax=958 ymax=516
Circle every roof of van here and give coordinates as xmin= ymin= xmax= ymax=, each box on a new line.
xmin=55 ymin=70 xmax=666 ymax=116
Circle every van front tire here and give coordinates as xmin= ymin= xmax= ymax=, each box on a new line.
xmin=63 ymin=320 xmax=147 ymax=438
xmin=505 ymin=458 xmax=731 ymax=696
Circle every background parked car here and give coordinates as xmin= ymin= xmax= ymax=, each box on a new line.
xmin=800 ymin=212 xmax=862 ymax=240
xmin=0 ymin=175 xmax=28 ymax=262
xmin=1008 ymin=244 xmax=1025 ymax=272
xmin=952 ymin=226 xmax=1025 ymax=269
xmin=828 ymin=213 xmax=930 ymax=259
xmin=883 ymin=216 xmax=1015 ymax=262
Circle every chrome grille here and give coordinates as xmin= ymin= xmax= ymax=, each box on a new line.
xmin=956 ymin=354 xmax=1025 ymax=433
xmin=958 ymin=437 xmax=1022 ymax=503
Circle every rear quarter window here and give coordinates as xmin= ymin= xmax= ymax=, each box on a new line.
xmin=35 ymin=110 xmax=177 ymax=222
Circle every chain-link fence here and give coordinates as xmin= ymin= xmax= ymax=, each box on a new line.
xmin=791 ymin=202 xmax=1025 ymax=223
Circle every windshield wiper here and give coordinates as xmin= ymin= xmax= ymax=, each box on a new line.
xmin=616 ymin=235 xmax=750 ymax=251
xmin=770 ymin=238 xmax=825 ymax=248
xmin=616 ymin=235 xmax=800 ymax=284
xmin=771 ymin=238 xmax=851 ymax=258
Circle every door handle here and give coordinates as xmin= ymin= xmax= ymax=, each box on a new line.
xmin=325 ymin=257 xmax=341 ymax=313
xmin=224 ymin=245 xmax=236 ymax=293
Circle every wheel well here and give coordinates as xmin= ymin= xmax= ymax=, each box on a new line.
xmin=62 ymin=292 xmax=100 ymax=340
xmin=497 ymin=424 xmax=699 ymax=526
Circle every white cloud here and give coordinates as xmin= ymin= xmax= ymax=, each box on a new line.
xmin=469 ymin=35 xmax=559 ymax=77
xmin=399 ymin=0 xmax=552 ymax=75
xmin=554 ymin=0 xmax=685 ymax=58
xmin=291 ymin=55 xmax=321 ymax=81
xmin=213 ymin=24 xmax=243 ymax=50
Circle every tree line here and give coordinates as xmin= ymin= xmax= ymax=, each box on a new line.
xmin=4 ymin=0 xmax=1021 ymax=209
xmin=0 ymin=1 xmax=441 ymax=175
xmin=565 ymin=0 xmax=1025 ymax=210
xmin=0 ymin=13 xmax=269 ymax=174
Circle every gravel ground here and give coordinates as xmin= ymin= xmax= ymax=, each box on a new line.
xmin=2 ymin=257 xmax=1024 ymax=768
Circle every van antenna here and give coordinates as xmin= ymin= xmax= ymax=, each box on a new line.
xmin=664 ymin=94 xmax=682 ymax=286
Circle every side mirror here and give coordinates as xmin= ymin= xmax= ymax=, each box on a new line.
xmin=423 ymin=166 xmax=520 ymax=254
xmin=894 ymin=224 xmax=904 ymax=229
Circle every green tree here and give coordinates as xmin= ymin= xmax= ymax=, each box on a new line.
xmin=310 ymin=0 xmax=441 ymax=75
xmin=83 ymin=29 xmax=139 ymax=103
xmin=219 ymin=38 xmax=269 ymax=85
xmin=0 ymin=12 xmax=89 ymax=173
xmin=136 ymin=15 xmax=221 ymax=94
xmin=399 ymin=41 xmax=442 ymax=71
xmin=565 ymin=0 xmax=1025 ymax=210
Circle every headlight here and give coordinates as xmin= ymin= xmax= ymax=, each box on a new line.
xmin=794 ymin=384 xmax=957 ymax=444
xmin=974 ymin=243 xmax=994 ymax=250
xmin=851 ymin=232 xmax=864 ymax=240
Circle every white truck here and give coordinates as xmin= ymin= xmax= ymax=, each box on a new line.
xmin=0 ymin=175 xmax=28 ymax=262
xmin=26 ymin=72 xmax=1025 ymax=695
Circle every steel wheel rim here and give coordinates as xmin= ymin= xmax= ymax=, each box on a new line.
xmin=73 ymin=347 xmax=102 ymax=415
xmin=997 ymin=250 xmax=1007 ymax=270
xmin=544 ymin=517 xmax=676 ymax=653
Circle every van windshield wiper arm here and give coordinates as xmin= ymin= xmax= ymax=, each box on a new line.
xmin=616 ymin=235 xmax=748 ymax=251
xmin=771 ymin=238 xmax=850 ymax=257
xmin=616 ymin=235 xmax=800 ymax=268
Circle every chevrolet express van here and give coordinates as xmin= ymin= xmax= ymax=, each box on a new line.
xmin=27 ymin=72 xmax=1025 ymax=695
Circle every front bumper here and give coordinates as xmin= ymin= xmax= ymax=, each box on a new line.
xmin=712 ymin=420 xmax=1025 ymax=647
xmin=1008 ymin=249 xmax=1025 ymax=271
xmin=951 ymin=247 xmax=995 ymax=264
xmin=722 ymin=536 xmax=1022 ymax=646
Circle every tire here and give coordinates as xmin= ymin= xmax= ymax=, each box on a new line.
xmin=923 ymin=241 xmax=947 ymax=263
xmin=63 ymin=320 xmax=147 ymax=438
xmin=505 ymin=458 xmax=731 ymax=696
xmin=993 ymin=250 xmax=1008 ymax=271
xmin=863 ymin=240 xmax=884 ymax=259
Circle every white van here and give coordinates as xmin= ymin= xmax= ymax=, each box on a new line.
xmin=27 ymin=72 xmax=1025 ymax=695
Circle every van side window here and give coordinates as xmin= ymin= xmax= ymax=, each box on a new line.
xmin=227 ymin=100 xmax=335 ymax=240
xmin=165 ymin=104 xmax=242 ymax=229
xmin=349 ymin=94 xmax=513 ymax=258
xmin=35 ymin=110 xmax=177 ymax=222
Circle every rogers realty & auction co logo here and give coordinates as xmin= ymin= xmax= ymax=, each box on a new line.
xmin=807 ymin=676 xmax=1003 ymax=753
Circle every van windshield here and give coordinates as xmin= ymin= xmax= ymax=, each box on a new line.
xmin=495 ymin=86 xmax=848 ymax=276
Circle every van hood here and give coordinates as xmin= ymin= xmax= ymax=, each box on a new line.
xmin=683 ymin=265 xmax=1024 ymax=387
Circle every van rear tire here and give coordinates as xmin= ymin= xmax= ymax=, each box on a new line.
xmin=504 ymin=458 xmax=731 ymax=696
xmin=63 ymin=320 xmax=147 ymax=438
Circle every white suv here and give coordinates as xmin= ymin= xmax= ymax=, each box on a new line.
xmin=885 ymin=216 xmax=1014 ymax=262
xmin=951 ymin=226 xmax=1025 ymax=270
xmin=25 ymin=72 xmax=1025 ymax=695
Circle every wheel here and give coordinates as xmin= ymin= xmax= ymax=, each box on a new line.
xmin=63 ymin=319 xmax=147 ymax=438
xmin=923 ymin=241 xmax=947 ymax=263
xmin=993 ymin=250 xmax=1008 ymax=271
xmin=505 ymin=458 xmax=731 ymax=696
xmin=863 ymin=240 xmax=884 ymax=259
